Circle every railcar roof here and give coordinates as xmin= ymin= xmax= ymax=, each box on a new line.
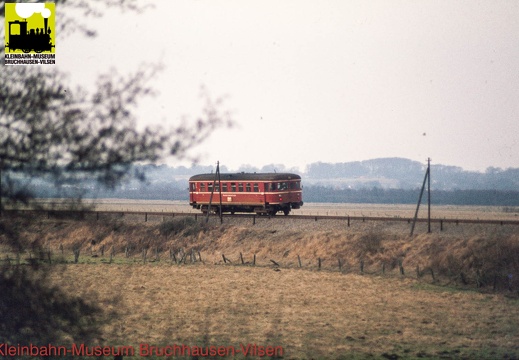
xmin=189 ymin=173 xmax=301 ymax=181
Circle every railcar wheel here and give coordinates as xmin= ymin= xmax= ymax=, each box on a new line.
xmin=283 ymin=209 xmax=290 ymax=216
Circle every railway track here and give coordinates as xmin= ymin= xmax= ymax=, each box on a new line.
xmin=2 ymin=209 xmax=519 ymax=226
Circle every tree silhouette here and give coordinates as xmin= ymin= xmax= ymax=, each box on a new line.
xmin=0 ymin=0 xmax=230 ymax=353
xmin=1 ymin=1 xmax=231 ymax=210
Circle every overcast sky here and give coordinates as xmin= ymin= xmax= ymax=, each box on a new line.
xmin=58 ymin=0 xmax=519 ymax=172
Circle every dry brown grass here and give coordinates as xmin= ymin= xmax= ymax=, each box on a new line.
xmin=2 ymin=215 xmax=519 ymax=358
xmin=46 ymin=264 xmax=519 ymax=359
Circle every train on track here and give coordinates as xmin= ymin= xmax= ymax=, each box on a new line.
xmin=189 ymin=173 xmax=303 ymax=216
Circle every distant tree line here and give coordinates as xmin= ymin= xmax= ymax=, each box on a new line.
xmin=304 ymin=186 xmax=519 ymax=206
xmin=19 ymin=179 xmax=519 ymax=206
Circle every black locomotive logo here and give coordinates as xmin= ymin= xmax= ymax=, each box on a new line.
xmin=6 ymin=17 xmax=54 ymax=53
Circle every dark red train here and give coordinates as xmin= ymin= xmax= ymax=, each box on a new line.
xmin=189 ymin=173 xmax=303 ymax=215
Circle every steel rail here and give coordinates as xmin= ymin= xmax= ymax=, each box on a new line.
xmin=2 ymin=209 xmax=519 ymax=226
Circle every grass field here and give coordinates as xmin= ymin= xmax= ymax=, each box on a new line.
xmin=1 ymin=204 xmax=519 ymax=359
xmin=38 ymin=263 xmax=519 ymax=359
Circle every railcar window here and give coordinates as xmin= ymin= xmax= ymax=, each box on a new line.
xmin=254 ymin=183 xmax=259 ymax=192
xmin=290 ymin=182 xmax=299 ymax=190
xmin=190 ymin=183 xmax=196 ymax=191
xmin=231 ymin=183 xmax=236 ymax=192
xmin=270 ymin=183 xmax=277 ymax=191
xmin=215 ymin=184 xmax=220 ymax=192
xmin=222 ymin=183 xmax=228 ymax=192
xmin=279 ymin=182 xmax=288 ymax=190
xmin=246 ymin=183 xmax=251 ymax=192
xmin=200 ymin=183 xmax=206 ymax=192
xmin=238 ymin=183 xmax=244 ymax=192
xmin=208 ymin=183 xmax=213 ymax=192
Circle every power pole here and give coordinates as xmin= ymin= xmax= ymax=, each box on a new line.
xmin=427 ymin=157 xmax=431 ymax=233
xmin=410 ymin=158 xmax=431 ymax=236
xmin=205 ymin=161 xmax=223 ymax=224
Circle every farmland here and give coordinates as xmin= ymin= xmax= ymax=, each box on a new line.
xmin=1 ymin=202 xmax=519 ymax=359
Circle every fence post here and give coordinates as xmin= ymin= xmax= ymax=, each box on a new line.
xmin=318 ymin=257 xmax=321 ymax=270
xmin=338 ymin=258 xmax=342 ymax=272
xmin=360 ymin=259 xmax=364 ymax=274
xmin=297 ymin=255 xmax=302 ymax=268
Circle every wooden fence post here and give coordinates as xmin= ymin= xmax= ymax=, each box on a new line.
xmin=338 ymin=258 xmax=342 ymax=272
xmin=253 ymin=253 xmax=256 ymax=266
xmin=360 ymin=259 xmax=364 ymax=274
xmin=399 ymin=259 xmax=404 ymax=275
xmin=297 ymin=255 xmax=302 ymax=268
xmin=318 ymin=257 xmax=321 ymax=270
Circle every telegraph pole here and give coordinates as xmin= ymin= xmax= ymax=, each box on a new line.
xmin=206 ymin=161 xmax=223 ymax=224
xmin=410 ymin=158 xmax=431 ymax=236
xmin=427 ymin=157 xmax=431 ymax=233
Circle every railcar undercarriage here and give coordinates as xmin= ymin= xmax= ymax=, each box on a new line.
xmin=195 ymin=202 xmax=303 ymax=216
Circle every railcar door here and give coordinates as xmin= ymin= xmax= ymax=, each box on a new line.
xmin=189 ymin=182 xmax=195 ymax=204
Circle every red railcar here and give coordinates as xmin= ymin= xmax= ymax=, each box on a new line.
xmin=189 ymin=173 xmax=303 ymax=215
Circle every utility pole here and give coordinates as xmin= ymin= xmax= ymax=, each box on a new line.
xmin=427 ymin=157 xmax=431 ymax=233
xmin=205 ymin=161 xmax=223 ymax=224
xmin=410 ymin=158 xmax=431 ymax=236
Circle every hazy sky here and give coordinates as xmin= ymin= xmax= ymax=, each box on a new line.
xmin=58 ymin=0 xmax=519 ymax=172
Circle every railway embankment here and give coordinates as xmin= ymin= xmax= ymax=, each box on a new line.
xmin=1 ymin=215 xmax=518 ymax=293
